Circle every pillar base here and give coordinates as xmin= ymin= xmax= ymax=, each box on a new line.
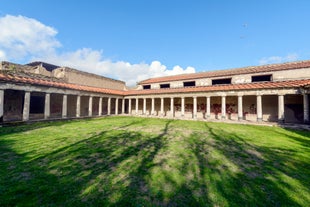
xmin=278 ymin=119 xmax=285 ymax=124
xmin=238 ymin=117 xmax=243 ymax=121
xmin=221 ymin=116 xmax=226 ymax=120
xmin=257 ymin=118 xmax=262 ymax=122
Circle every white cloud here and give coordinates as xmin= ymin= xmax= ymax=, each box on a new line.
xmin=259 ymin=53 xmax=299 ymax=65
xmin=0 ymin=50 xmax=6 ymax=60
xmin=39 ymin=49 xmax=195 ymax=86
xmin=0 ymin=14 xmax=60 ymax=60
xmin=0 ymin=14 xmax=195 ymax=86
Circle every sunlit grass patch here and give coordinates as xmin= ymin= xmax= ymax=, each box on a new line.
xmin=0 ymin=116 xmax=309 ymax=206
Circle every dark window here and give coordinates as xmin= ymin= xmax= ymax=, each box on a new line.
xmin=183 ymin=81 xmax=196 ymax=87
xmin=143 ymin=85 xmax=151 ymax=89
xmin=160 ymin=84 xmax=170 ymax=88
xmin=212 ymin=78 xmax=231 ymax=85
xmin=30 ymin=96 xmax=45 ymax=113
xmin=252 ymin=74 xmax=272 ymax=82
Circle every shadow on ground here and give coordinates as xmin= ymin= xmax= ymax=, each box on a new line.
xmin=0 ymin=118 xmax=309 ymax=206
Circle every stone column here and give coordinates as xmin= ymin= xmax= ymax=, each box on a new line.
xmin=88 ymin=96 xmax=93 ymax=117
xmin=303 ymin=94 xmax=309 ymax=123
xmin=76 ymin=95 xmax=81 ymax=117
xmin=181 ymin=97 xmax=185 ymax=117
xmin=206 ymin=96 xmax=210 ymax=119
xmin=193 ymin=96 xmax=197 ymax=119
xmin=170 ymin=97 xmax=174 ymax=118
xmin=256 ymin=95 xmax=262 ymax=122
xmin=278 ymin=95 xmax=285 ymax=123
xmin=115 ymin=98 xmax=119 ymax=115
xmin=160 ymin=97 xmax=164 ymax=116
xmin=23 ymin=91 xmax=30 ymax=121
xmin=238 ymin=95 xmax=243 ymax=121
xmin=0 ymin=90 xmax=4 ymax=122
xmin=151 ymin=98 xmax=155 ymax=115
xmin=122 ymin=98 xmax=125 ymax=114
xmin=44 ymin=93 xmax=50 ymax=119
xmin=143 ymin=98 xmax=146 ymax=115
xmin=98 ymin=97 xmax=102 ymax=116
xmin=221 ymin=96 xmax=226 ymax=119
xmin=128 ymin=99 xmax=132 ymax=114
xmin=135 ymin=98 xmax=139 ymax=115
xmin=62 ymin=94 xmax=67 ymax=118
xmin=107 ymin=97 xmax=111 ymax=115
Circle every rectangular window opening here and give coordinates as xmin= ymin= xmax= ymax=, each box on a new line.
xmin=212 ymin=78 xmax=231 ymax=85
xmin=183 ymin=81 xmax=196 ymax=87
xmin=252 ymin=74 xmax=272 ymax=82
xmin=160 ymin=83 xmax=170 ymax=88
xmin=143 ymin=85 xmax=151 ymax=89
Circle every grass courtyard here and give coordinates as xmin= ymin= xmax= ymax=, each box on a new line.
xmin=0 ymin=116 xmax=309 ymax=206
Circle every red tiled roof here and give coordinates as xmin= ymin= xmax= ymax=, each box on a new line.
xmin=139 ymin=60 xmax=310 ymax=84
xmin=126 ymin=79 xmax=310 ymax=95
xmin=0 ymin=73 xmax=125 ymax=96
xmin=1 ymin=71 xmax=309 ymax=97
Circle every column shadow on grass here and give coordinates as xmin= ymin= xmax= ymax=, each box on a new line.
xmin=200 ymin=123 xmax=308 ymax=206
xmin=1 ymin=119 xmax=309 ymax=206
xmin=0 ymin=120 xmax=178 ymax=206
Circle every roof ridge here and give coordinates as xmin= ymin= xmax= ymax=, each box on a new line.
xmin=139 ymin=59 xmax=310 ymax=84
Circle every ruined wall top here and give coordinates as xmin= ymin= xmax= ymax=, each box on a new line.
xmin=0 ymin=61 xmax=126 ymax=90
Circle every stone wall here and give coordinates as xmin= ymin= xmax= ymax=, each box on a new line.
xmin=59 ymin=68 xmax=126 ymax=90
xmin=143 ymin=67 xmax=310 ymax=90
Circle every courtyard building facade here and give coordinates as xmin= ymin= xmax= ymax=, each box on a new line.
xmin=0 ymin=60 xmax=309 ymax=124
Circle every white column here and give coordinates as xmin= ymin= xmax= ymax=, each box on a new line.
xmin=170 ymin=97 xmax=174 ymax=118
xmin=107 ymin=97 xmax=111 ymax=115
xmin=181 ymin=97 xmax=185 ymax=117
xmin=151 ymin=98 xmax=155 ymax=115
xmin=160 ymin=97 xmax=164 ymax=116
xmin=62 ymin=94 xmax=67 ymax=118
xmin=238 ymin=95 xmax=243 ymax=121
xmin=76 ymin=95 xmax=81 ymax=117
xmin=257 ymin=95 xmax=262 ymax=122
xmin=135 ymin=98 xmax=139 ymax=115
xmin=23 ymin=91 xmax=30 ymax=121
xmin=88 ymin=96 xmax=93 ymax=117
xmin=193 ymin=96 xmax=197 ymax=119
xmin=115 ymin=98 xmax=119 ymax=115
xmin=0 ymin=90 xmax=4 ymax=121
xmin=206 ymin=96 xmax=210 ymax=119
xmin=44 ymin=93 xmax=50 ymax=119
xmin=128 ymin=98 xmax=132 ymax=114
xmin=304 ymin=94 xmax=309 ymax=123
xmin=278 ymin=95 xmax=285 ymax=123
xmin=143 ymin=98 xmax=146 ymax=115
xmin=122 ymin=99 xmax=125 ymax=114
xmin=221 ymin=96 xmax=226 ymax=119
xmin=98 ymin=97 xmax=102 ymax=116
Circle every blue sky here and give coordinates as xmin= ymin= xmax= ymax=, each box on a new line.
xmin=1 ymin=0 xmax=310 ymax=85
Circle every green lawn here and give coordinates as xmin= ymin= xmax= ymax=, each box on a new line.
xmin=0 ymin=116 xmax=309 ymax=206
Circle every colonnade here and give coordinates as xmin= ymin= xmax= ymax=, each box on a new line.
xmin=125 ymin=93 xmax=310 ymax=123
xmin=0 ymin=87 xmax=309 ymax=124
xmin=0 ymin=89 xmax=125 ymax=122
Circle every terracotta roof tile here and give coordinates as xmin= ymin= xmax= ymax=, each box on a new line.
xmin=139 ymin=60 xmax=310 ymax=84
xmin=1 ymin=71 xmax=309 ymax=97
xmin=0 ymin=72 xmax=125 ymax=96
xmin=126 ymin=79 xmax=310 ymax=95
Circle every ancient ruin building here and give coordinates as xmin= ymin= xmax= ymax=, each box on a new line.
xmin=0 ymin=60 xmax=309 ymax=124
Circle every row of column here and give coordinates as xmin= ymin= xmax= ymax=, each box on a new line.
xmin=42 ymin=93 xmax=126 ymax=121
xmin=0 ymin=89 xmax=309 ymax=123
xmin=0 ymin=90 xmax=125 ymax=121
xmin=126 ymin=94 xmax=310 ymax=123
